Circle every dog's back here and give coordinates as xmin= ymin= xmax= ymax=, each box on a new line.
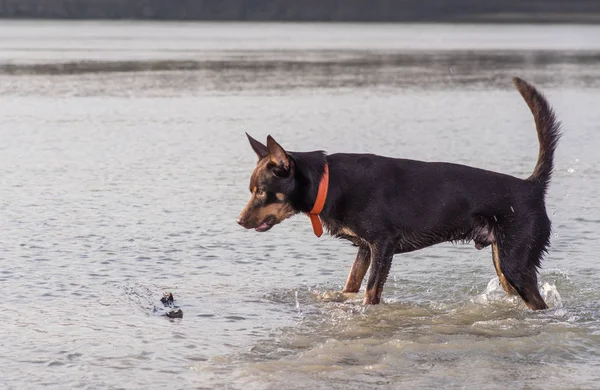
xmin=324 ymin=155 xmax=539 ymax=240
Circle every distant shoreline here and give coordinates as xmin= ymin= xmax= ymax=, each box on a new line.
xmin=1 ymin=16 xmax=600 ymax=24
xmin=2 ymin=0 xmax=600 ymax=24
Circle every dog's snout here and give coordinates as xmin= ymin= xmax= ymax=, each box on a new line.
xmin=236 ymin=217 xmax=246 ymax=227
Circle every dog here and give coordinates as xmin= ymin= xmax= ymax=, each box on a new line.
xmin=237 ymin=77 xmax=561 ymax=310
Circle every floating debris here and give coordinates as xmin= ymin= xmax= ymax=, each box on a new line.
xmin=165 ymin=308 xmax=183 ymax=318
xmin=160 ymin=292 xmax=174 ymax=307
xmin=159 ymin=292 xmax=183 ymax=319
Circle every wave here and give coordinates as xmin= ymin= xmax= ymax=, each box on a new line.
xmin=0 ymin=60 xmax=217 ymax=75
xmin=2 ymin=50 xmax=600 ymax=76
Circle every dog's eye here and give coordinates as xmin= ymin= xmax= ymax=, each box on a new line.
xmin=256 ymin=190 xmax=265 ymax=196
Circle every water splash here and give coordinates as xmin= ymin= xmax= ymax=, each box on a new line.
xmin=472 ymin=278 xmax=562 ymax=309
xmin=567 ymin=157 xmax=580 ymax=174
xmin=294 ymin=290 xmax=300 ymax=311
xmin=540 ymin=282 xmax=563 ymax=308
xmin=472 ymin=278 xmax=520 ymax=306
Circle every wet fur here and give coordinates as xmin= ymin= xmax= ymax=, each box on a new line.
xmin=238 ymin=77 xmax=561 ymax=310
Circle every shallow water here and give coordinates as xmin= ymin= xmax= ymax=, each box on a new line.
xmin=0 ymin=21 xmax=599 ymax=389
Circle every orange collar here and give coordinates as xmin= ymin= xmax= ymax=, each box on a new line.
xmin=307 ymin=163 xmax=329 ymax=237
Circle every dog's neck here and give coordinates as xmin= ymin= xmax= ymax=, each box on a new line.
xmin=288 ymin=150 xmax=328 ymax=213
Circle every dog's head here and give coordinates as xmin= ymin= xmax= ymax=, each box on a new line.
xmin=237 ymin=134 xmax=298 ymax=232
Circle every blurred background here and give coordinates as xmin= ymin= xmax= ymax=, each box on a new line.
xmin=0 ymin=0 xmax=600 ymax=22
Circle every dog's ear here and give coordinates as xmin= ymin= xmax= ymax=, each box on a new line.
xmin=266 ymin=135 xmax=290 ymax=174
xmin=246 ymin=132 xmax=268 ymax=159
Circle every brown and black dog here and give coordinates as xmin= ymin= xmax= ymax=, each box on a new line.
xmin=237 ymin=77 xmax=561 ymax=310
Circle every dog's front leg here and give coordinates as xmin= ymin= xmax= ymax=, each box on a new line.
xmin=364 ymin=240 xmax=394 ymax=305
xmin=342 ymin=246 xmax=370 ymax=293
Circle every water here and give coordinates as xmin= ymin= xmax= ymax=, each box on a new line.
xmin=0 ymin=21 xmax=599 ymax=389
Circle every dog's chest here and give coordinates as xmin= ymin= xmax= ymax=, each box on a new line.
xmin=323 ymin=220 xmax=369 ymax=246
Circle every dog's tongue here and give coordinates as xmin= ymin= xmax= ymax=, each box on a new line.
xmin=255 ymin=222 xmax=270 ymax=232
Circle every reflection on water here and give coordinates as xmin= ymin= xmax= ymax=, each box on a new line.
xmin=0 ymin=21 xmax=599 ymax=390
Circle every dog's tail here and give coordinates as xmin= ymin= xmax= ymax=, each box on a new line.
xmin=513 ymin=77 xmax=562 ymax=191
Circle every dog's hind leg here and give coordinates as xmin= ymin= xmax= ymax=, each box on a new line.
xmin=495 ymin=222 xmax=550 ymax=310
xmin=491 ymin=242 xmax=518 ymax=296
xmin=501 ymin=262 xmax=548 ymax=310
xmin=364 ymin=241 xmax=394 ymax=305
xmin=343 ymin=246 xmax=370 ymax=293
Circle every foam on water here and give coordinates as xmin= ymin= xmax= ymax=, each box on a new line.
xmin=202 ymin=274 xmax=597 ymax=390
xmin=204 ymin=247 xmax=598 ymax=389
